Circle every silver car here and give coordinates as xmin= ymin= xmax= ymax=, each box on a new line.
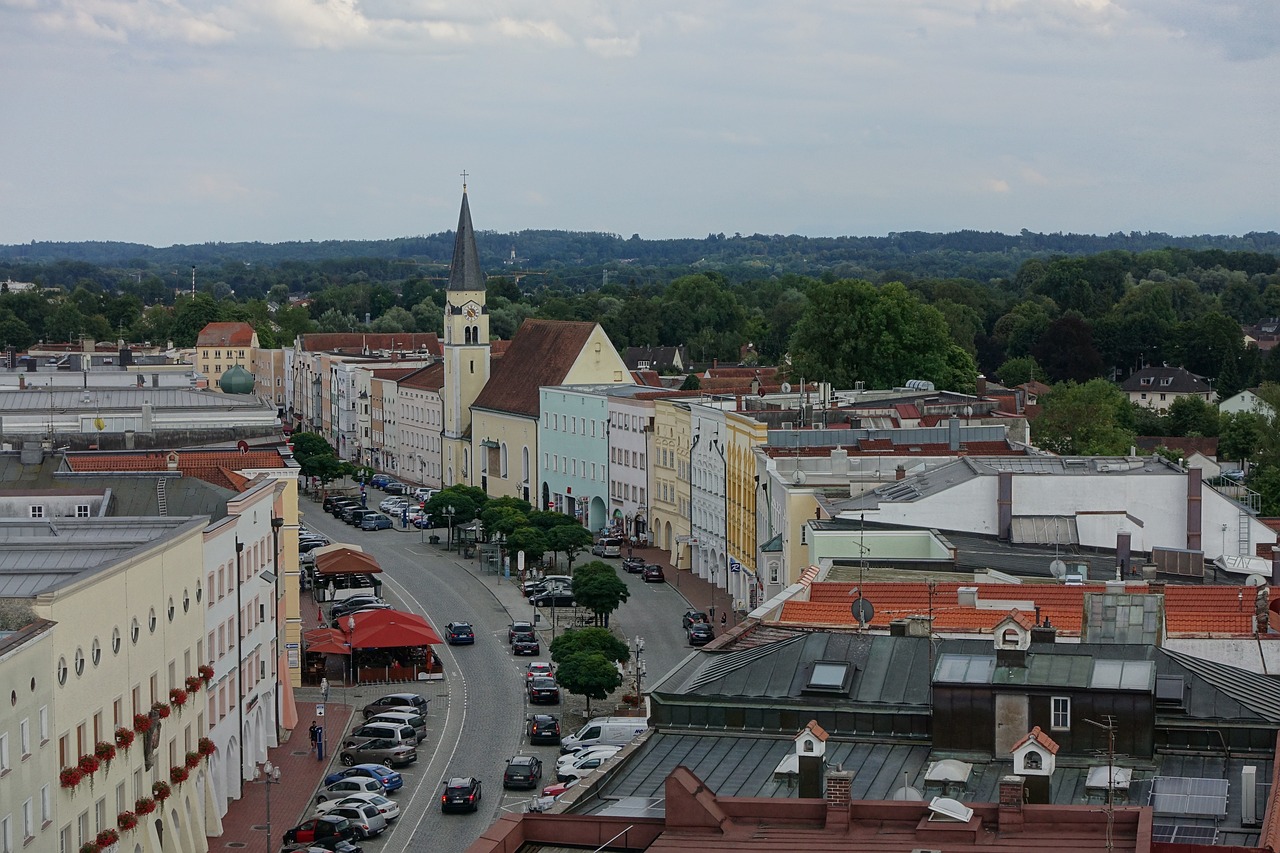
xmin=323 ymin=803 xmax=386 ymax=839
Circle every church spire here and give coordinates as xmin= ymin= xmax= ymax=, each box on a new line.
xmin=447 ymin=182 xmax=484 ymax=292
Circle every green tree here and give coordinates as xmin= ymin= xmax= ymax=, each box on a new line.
xmin=549 ymin=626 xmax=631 ymax=666
xmin=571 ymin=561 xmax=631 ymax=627
xmin=1031 ymin=379 xmax=1135 ymax=455
xmin=1219 ymin=412 xmax=1268 ymax=464
xmin=425 ymin=486 xmax=485 ymax=528
xmin=554 ymin=651 xmax=622 ymax=717
xmin=788 ymin=280 xmax=970 ymax=390
xmin=995 ymin=356 xmax=1041 ymax=387
xmin=318 ymin=308 xmax=359 ymax=332
xmin=1166 ymin=395 xmax=1220 ymax=437
xmin=545 ymin=524 xmax=595 ymax=572
xmin=505 ymin=526 xmax=548 ymax=565
xmin=679 ymin=373 xmax=701 ymax=391
xmin=369 ymin=306 xmax=416 ymax=333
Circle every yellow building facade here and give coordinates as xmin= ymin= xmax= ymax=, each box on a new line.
xmin=649 ymin=399 xmax=694 ymax=569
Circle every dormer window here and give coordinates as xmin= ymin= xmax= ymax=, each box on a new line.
xmin=805 ymin=660 xmax=852 ymax=692
xmin=1140 ymin=377 xmax=1152 ymax=385
xmin=1160 ymin=377 xmax=1172 ymax=386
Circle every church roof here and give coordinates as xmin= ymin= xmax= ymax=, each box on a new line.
xmin=197 ymin=322 xmax=256 ymax=347
xmin=471 ymin=320 xmax=598 ymax=419
xmin=447 ymin=190 xmax=485 ymax=292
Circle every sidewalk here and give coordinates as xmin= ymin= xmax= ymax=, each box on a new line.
xmin=211 ymin=693 xmax=354 ymax=853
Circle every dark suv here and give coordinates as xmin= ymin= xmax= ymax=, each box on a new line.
xmin=527 ymin=714 xmax=561 ymax=745
xmin=440 ymin=777 xmax=482 ymax=813
xmin=502 ymin=756 xmax=543 ymax=790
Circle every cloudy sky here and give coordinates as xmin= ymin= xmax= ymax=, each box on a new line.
xmin=0 ymin=0 xmax=1275 ymax=247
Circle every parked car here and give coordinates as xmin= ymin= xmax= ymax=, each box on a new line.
xmin=314 ymin=793 xmax=400 ymax=822
xmin=331 ymin=598 xmax=385 ymax=619
xmin=412 ymin=487 xmax=436 ymax=502
xmin=445 ymin=621 xmax=475 ymax=645
xmin=527 ymin=676 xmax=559 ymax=704
xmin=382 ymin=481 xmax=406 ymax=495
xmin=503 ymin=755 xmax=543 ymax=790
xmin=513 ymin=635 xmax=540 ymax=656
xmin=508 ymin=620 xmax=535 ymax=643
xmin=682 ymin=609 xmax=708 ymax=630
xmin=283 ymin=839 xmax=363 ymax=853
xmin=556 ymin=744 xmax=622 ymax=773
xmin=283 ymin=816 xmax=357 ymax=846
xmin=359 ymin=513 xmax=393 ymax=531
xmin=687 ymin=623 xmax=715 ymax=646
xmin=321 ymin=804 xmax=386 ymax=839
xmin=642 ymin=564 xmax=666 ymax=583
xmin=540 ymin=778 xmax=580 ymax=798
xmin=379 ymin=497 xmax=409 ymax=513
xmin=523 ymin=576 xmax=573 ymax=597
xmin=369 ymin=474 xmax=392 ymax=489
xmin=526 ymin=661 xmax=554 ymax=681
xmin=361 ymin=692 xmax=429 ymax=719
xmin=622 ymin=556 xmax=646 ymax=573
xmin=339 ymin=737 xmax=417 ymax=767
xmin=329 ymin=498 xmax=360 ymax=517
xmin=347 ymin=722 xmax=417 ymax=747
xmin=323 ymin=495 xmax=357 ymax=513
xmin=346 ymin=509 xmax=377 ymax=527
xmin=531 ymin=590 xmax=575 ymax=608
xmin=556 ymin=751 xmax=614 ymax=783
xmin=527 ymin=713 xmax=561 ymax=745
xmin=440 ymin=777 xmax=482 ymax=813
xmin=315 ymin=776 xmax=385 ymax=804
xmin=324 ymin=764 xmax=403 ymax=793
xmin=591 ymin=538 xmax=623 ymax=557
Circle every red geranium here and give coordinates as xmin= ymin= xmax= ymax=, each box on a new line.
xmin=152 ymin=781 xmax=171 ymax=801
xmin=151 ymin=701 xmax=171 ymax=720
xmin=168 ymin=688 xmax=187 ymax=708
xmin=133 ymin=797 xmax=156 ymax=815
xmin=78 ymin=754 xmax=101 ymax=775
xmin=169 ymin=765 xmax=189 ymax=785
xmin=197 ymin=737 xmax=216 ymax=757
xmin=185 ymin=675 xmax=203 ymax=693
xmin=116 ymin=811 xmax=138 ymax=832
xmin=132 ymin=714 xmax=151 ymax=734
xmin=79 ymin=843 xmax=100 ymax=853
xmin=198 ymin=664 xmax=214 ymax=684
xmin=96 ymin=829 xmax=119 ymax=847
xmin=114 ymin=727 xmax=135 ymax=749
xmin=95 ymin=741 xmax=117 ymax=763
xmin=184 ymin=751 xmax=200 ymax=769
xmin=60 ymin=767 xmax=85 ymax=790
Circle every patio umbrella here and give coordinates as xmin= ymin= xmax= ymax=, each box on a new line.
xmin=314 ymin=548 xmax=383 ymax=575
xmin=304 ymin=628 xmax=352 ymax=655
xmin=349 ymin=609 xmax=442 ymax=649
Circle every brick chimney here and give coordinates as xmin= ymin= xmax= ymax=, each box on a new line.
xmin=998 ymin=775 xmax=1025 ymax=831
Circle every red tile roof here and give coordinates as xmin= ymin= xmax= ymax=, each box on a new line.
xmin=893 ymin=403 xmax=921 ymax=420
xmin=471 ymin=320 xmax=599 ymax=418
xmin=369 ymin=367 xmax=422 ymax=381
xmin=197 ymin=322 xmax=256 ymax=347
xmin=398 ymin=362 xmax=444 ymax=392
xmin=799 ymin=720 xmax=829 ymax=742
xmin=66 ymin=449 xmax=289 ymax=491
xmin=1011 ymin=726 xmax=1060 ymax=755
xmin=779 ymin=580 xmax=1265 ymax=637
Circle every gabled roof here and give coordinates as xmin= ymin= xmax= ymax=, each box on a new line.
xmin=471 ymin=319 xmax=599 ymax=418
xmin=447 ymin=190 xmax=485 ymax=292
xmin=65 ymin=449 xmax=289 ymax=492
xmin=1134 ymin=435 xmax=1219 ymax=457
xmin=1010 ymin=725 xmax=1060 ymax=755
xmin=1119 ymin=365 xmax=1212 ymax=394
xmin=798 ymin=720 xmax=829 ymax=742
xmin=196 ymin=322 xmax=256 ymax=347
xmin=397 ymin=363 xmax=444 ymax=392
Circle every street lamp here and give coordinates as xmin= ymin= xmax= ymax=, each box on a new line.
xmin=444 ymin=504 xmax=456 ymax=550
xmin=632 ymin=636 xmax=646 ymax=700
xmin=253 ymin=760 xmax=282 ymax=853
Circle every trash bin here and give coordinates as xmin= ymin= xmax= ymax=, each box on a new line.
xmin=429 ymin=535 xmax=440 ymax=545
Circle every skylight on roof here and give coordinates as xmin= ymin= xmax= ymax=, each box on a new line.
xmin=806 ymin=660 xmax=851 ymax=691
xmin=928 ymin=796 xmax=973 ymax=822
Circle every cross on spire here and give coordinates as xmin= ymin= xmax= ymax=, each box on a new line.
xmin=460 ymin=170 xmax=468 ymax=192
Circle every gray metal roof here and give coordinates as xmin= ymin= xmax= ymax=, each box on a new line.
xmin=1162 ymin=647 xmax=1280 ymax=723
xmin=0 ymin=387 xmax=271 ymax=412
xmin=446 ymin=191 xmax=484 ymax=292
xmin=0 ymin=456 xmax=234 ymax=520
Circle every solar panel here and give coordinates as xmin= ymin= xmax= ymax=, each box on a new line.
xmin=1148 ymin=776 xmax=1229 ymax=818
xmin=1151 ymin=824 xmax=1219 ymax=844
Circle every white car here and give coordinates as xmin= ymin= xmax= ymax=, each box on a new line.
xmin=556 ymin=744 xmax=620 ymax=772
xmin=556 ymin=750 xmax=619 ymax=782
xmin=412 ymin=487 xmax=436 ymax=502
xmin=379 ymin=497 xmax=409 ymax=513
xmin=314 ymin=776 xmax=385 ymax=803
xmin=316 ymin=793 xmax=400 ymax=822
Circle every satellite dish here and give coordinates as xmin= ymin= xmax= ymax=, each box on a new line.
xmin=850 ymin=596 xmax=875 ymax=624
xmin=792 ymin=469 xmax=807 ymax=484
xmin=1246 ymin=574 xmax=1268 ymax=587
xmin=780 ymin=382 xmax=792 ymax=394
xmin=1049 ymin=559 xmax=1068 ymax=579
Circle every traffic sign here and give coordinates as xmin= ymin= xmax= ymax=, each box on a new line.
xmin=315 ymin=704 xmax=325 ymax=717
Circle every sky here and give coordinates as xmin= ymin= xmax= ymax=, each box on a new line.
xmin=0 ymin=0 xmax=1276 ymax=247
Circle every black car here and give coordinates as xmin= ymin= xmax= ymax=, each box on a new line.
xmin=323 ymin=495 xmax=355 ymax=513
xmin=621 ymin=556 xmax=646 ymax=573
xmin=502 ymin=756 xmax=543 ymax=790
xmin=527 ymin=714 xmax=561 ymax=745
xmin=682 ymin=609 xmax=708 ymax=630
xmin=445 ymin=622 xmax=475 ymax=645
xmin=687 ymin=623 xmax=715 ymax=646
xmin=527 ymin=676 xmax=559 ymax=704
xmin=508 ymin=621 xmax=534 ymax=643
xmin=283 ymin=839 xmax=364 ymax=853
xmin=512 ymin=635 xmax=540 ymax=656
xmin=329 ymin=499 xmax=360 ymax=517
xmin=531 ymin=590 xmax=575 ymax=608
xmin=346 ymin=508 xmax=376 ymax=527
xmin=642 ymin=564 xmax=665 ymax=583
xmin=382 ymin=481 xmax=406 ymax=495
xmin=440 ymin=777 xmax=482 ymax=813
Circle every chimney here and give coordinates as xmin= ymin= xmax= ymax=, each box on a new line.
xmin=976 ymin=374 xmax=988 ymax=397
xmin=998 ymin=775 xmax=1025 ymax=831
xmin=997 ymin=470 xmax=1013 ymax=541
xmin=1186 ymin=469 xmax=1202 ymax=551
xmin=829 ymin=448 xmax=849 ymax=477
xmin=1271 ymin=546 xmax=1280 ymax=587
xmin=949 ymin=415 xmax=960 ymax=451
xmin=18 ymin=374 xmax=25 ymax=390
xmin=825 ymin=768 xmax=853 ymax=808
xmin=1030 ymin=617 xmax=1056 ymax=644
xmin=958 ymin=586 xmax=979 ymax=607
xmin=794 ymin=721 xmax=829 ymax=799
xmin=895 ymin=464 xmax=906 ymax=481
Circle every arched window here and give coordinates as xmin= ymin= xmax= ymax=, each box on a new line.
xmin=1024 ymin=751 xmax=1043 ymax=771
xmin=1002 ymin=628 xmax=1020 ymax=647
xmin=522 ymin=447 xmax=530 ymax=484
xmin=464 ymin=326 xmax=473 ymax=345
xmin=500 ymin=442 xmax=508 ymax=478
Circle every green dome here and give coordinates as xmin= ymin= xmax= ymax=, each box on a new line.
xmin=218 ymin=364 xmax=255 ymax=394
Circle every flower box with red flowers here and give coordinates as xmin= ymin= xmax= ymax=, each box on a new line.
xmin=168 ymin=688 xmax=187 ymax=708
xmin=152 ymin=781 xmax=171 ymax=801
xmin=114 ymin=727 xmax=135 ymax=750
xmin=184 ymin=751 xmax=200 ymax=770
xmin=169 ymin=765 xmax=189 ymax=784
xmin=60 ymin=767 xmax=85 ymax=790
xmin=79 ymin=843 xmax=100 ymax=853
xmin=197 ymin=664 xmax=214 ymax=684
xmin=78 ymin=754 xmax=101 ymax=775
xmin=184 ymin=675 xmax=203 ymax=694
xmin=197 ymin=737 xmax=215 ymax=757
xmin=132 ymin=714 xmax=151 ymax=734
xmin=96 ymin=829 xmax=119 ymax=848
xmin=116 ymin=811 xmax=138 ymax=832
xmin=151 ymin=702 xmax=171 ymax=720
xmin=95 ymin=741 xmax=117 ymax=763
xmin=133 ymin=797 xmax=156 ymax=816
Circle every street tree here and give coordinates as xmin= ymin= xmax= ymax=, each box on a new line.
xmin=1031 ymin=379 xmax=1135 ymax=455
xmin=546 ymin=524 xmax=595 ymax=572
xmin=555 ymin=651 xmax=622 ymax=718
xmin=505 ymin=526 xmax=548 ymax=566
xmin=549 ymin=626 xmax=631 ymax=666
xmin=571 ymin=562 xmax=630 ymax=627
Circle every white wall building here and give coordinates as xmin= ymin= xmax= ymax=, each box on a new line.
xmin=606 ymin=393 xmax=655 ymax=542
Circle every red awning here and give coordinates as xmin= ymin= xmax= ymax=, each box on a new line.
xmin=304 ymin=628 xmax=351 ymax=655
xmin=314 ymin=548 xmax=383 ymax=576
xmin=349 ymin=609 xmax=441 ymax=649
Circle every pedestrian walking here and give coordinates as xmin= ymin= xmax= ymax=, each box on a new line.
xmin=320 ymin=677 xmax=329 ymax=702
xmin=308 ymin=721 xmax=319 ymax=753
xmin=721 ymin=611 xmax=728 ymax=628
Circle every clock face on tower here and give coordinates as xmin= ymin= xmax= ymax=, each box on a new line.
xmin=462 ymin=301 xmax=480 ymax=319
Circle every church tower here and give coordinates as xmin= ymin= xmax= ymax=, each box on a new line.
xmin=441 ymin=182 xmax=490 ymax=486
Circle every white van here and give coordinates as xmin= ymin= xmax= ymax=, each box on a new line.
xmin=559 ymin=716 xmax=647 ymax=754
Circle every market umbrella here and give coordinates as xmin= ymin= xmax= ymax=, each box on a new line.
xmin=314 ymin=548 xmax=382 ymax=575
xmin=349 ymin=609 xmax=442 ymax=649
xmin=304 ymin=628 xmax=352 ymax=656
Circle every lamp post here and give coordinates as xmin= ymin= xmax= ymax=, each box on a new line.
xmin=270 ymin=516 xmax=284 ymax=742
xmin=632 ymin=636 xmax=646 ymax=700
xmin=444 ymin=505 xmax=456 ymax=550
xmin=253 ymin=760 xmax=282 ymax=853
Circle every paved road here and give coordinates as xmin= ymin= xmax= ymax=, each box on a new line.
xmin=299 ymin=506 xmax=697 ymax=852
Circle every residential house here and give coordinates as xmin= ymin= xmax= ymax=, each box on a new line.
xmin=1119 ymin=365 xmax=1215 ymax=411
xmin=196 ymin=323 xmax=258 ymax=390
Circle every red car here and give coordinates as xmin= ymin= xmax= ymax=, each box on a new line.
xmin=283 ymin=816 xmax=356 ymax=846
xmin=642 ymin=564 xmax=665 ymax=583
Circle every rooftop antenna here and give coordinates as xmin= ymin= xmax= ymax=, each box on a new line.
xmin=191 ymin=265 xmax=196 ymax=298
xmin=1085 ymin=716 xmax=1123 ymax=852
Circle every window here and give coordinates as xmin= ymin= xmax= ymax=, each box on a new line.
xmin=75 ymin=505 xmax=90 ymax=518
xmin=0 ymin=732 xmax=9 ymax=773
xmin=20 ymin=720 xmax=29 ymax=757
xmin=111 ymin=628 xmax=120 ymax=655
xmin=40 ymin=786 xmax=50 ymax=826
xmin=2 ymin=814 xmax=10 ymax=853
xmin=38 ymin=708 xmax=47 ymax=743
xmin=21 ymin=800 xmax=32 ymax=842
xmin=1051 ymin=696 xmax=1071 ymax=730
xmin=29 ymin=505 xmax=43 ymax=519
xmin=56 ymin=658 xmax=67 ymax=686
